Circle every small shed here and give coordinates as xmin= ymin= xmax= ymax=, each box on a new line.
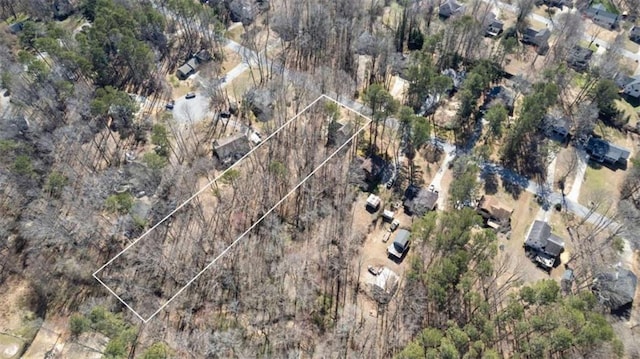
xmin=369 ymin=267 xmax=400 ymax=302
xmin=366 ymin=194 xmax=381 ymax=211
xmin=561 ymin=269 xmax=575 ymax=293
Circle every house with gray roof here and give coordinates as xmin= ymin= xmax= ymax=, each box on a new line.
xmin=212 ymin=134 xmax=251 ymax=166
xmin=536 ymin=0 xmax=573 ymax=9
xmin=585 ymin=4 xmax=620 ymax=30
xmin=619 ymin=75 xmax=640 ymax=99
xmin=439 ymin=0 xmax=464 ymax=18
xmin=567 ymin=46 xmax=594 ymax=72
xmin=586 ymin=137 xmax=630 ymax=165
xmin=403 ymin=185 xmax=438 ymax=216
xmin=630 ymin=26 xmax=640 ymax=44
xmin=478 ymin=12 xmax=503 ymax=37
xmin=593 ymin=268 xmax=637 ymax=317
xmin=521 ymin=27 xmax=551 ymax=54
xmin=541 ymin=113 xmax=570 ymax=141
xmin=524 ymin=220 xmax=565 ymax=270
xmin=485 ymin=85 xmax=516 ymax=115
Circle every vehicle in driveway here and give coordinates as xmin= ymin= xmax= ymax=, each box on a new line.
xmin=185 ymin=92 xmax=196 ymax=99
xmin=389 ymin=219 xmax=400 ymax=232
xmin=165 ymin=100 xmax=175 ymax=110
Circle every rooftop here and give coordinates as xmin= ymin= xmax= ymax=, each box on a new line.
xmin=478 ymin=195 xmax=513 ymax=220
xmin=586 ymin=137 xmax=631 ymax=163
xmin=525 ymin=220 xmax=565 ymax=257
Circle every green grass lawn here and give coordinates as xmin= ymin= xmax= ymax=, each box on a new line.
xmin=579 ymin=165 xmax=617 ymax=204
xmin=578 ymin=40 xmax=599 ymax=52
xmin=593 ymin=119 xmax=628 ymax=142
xmin=616 ymin=98 xmax=639 ymax=127
xmin=592 ymin=0 xmax=619 ymax=14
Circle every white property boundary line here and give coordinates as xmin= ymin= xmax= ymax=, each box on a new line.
xmin=94 ymin=94 xmax=373 ymax=322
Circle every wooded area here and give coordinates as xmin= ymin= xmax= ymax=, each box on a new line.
xmin=1 ymin=0 xmax=639 ymax=357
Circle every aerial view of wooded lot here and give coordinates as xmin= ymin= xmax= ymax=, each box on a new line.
xmin=2 ymin=0 xmax=640 ymax=358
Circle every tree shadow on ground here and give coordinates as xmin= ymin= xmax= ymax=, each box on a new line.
xmin=502 ymin=180 xmax=523 ymax=199
xmin=482 ymin=171 xmax=499 ymax=195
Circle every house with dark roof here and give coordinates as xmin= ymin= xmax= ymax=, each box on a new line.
xmin=442 ymin=68 xmax=466 ymax=90
xmin=176 ymin=50 xmax=212 ymax=80
xmin=212 ymin=134 xmax=252 ymax=166
xmin=592 ymin=268 xmax=637 ymax=317
xmin=536 ymin=0 xmax=573 ymax=9
xmin=567 ymin=46 xmax=594 ymax=72
xmin=8 ymin=21 xmax=24 ymax=34
xmin=485 ymin=85 xmax=516 ymax=115
xmin=403 ymin=185 xmax=438 ymax=216
xmin=586 ymin=137 xmax=630 ymax=165
xmin=476 ymin=195 xmax=513 ymax=231
xmin=619 ymin=75 xmax=640 ymax=99
xmin=630 ymin=26 xmax=640 ymax=44
xmin=485 ymin=18 xmax=504 ymax=37
xmin=524 ymin=220 xmax=565 ymax=270
xmin=541 ymin=112 xmax=570 ymax=140
xmin=521 ymin=27 xmax=551 ymax=54
xmin=478 ymin=12 xmax=503 ymax=37
xmin=585 ymin=4 xmax=620 ymax=30
xmin=195 ymin=49 xmax=212 ymax=63
xmin=439 ymin=0 xmax=464 ymax=18
xmin=177 ymin=58 xmax=199 ymax=80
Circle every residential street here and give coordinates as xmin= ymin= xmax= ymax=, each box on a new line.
xmin=483 ymin=0 xmax=640 ymax=65
xmin=169 ymin=19 xmax=635 ymax=269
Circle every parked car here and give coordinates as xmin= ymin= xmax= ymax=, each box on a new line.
xmin=185 ymin=92 xmax=196 ymax=99
xmin=165 ymin=100 xmax=175 ymax=110
xmin=428 ymin=184 xmax=435 ymax=192
xmin=389 ymin=219 xmax=400 ymax=232
xmin=368 ymin=265 xmax=383 ymax=276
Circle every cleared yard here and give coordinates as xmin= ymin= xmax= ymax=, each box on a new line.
xmin=624 ymin=39 xmax=640 ymax=53
xmin=553 ymin=146 xmax=578 ymax=194
xmin=584 ymin=22 xmax=620 ymax=43
xmin=578 ymin=165 xmax=623 ymax=206
xmin=616 ymin=99 xmax=639 ymax=128
xmin=493 ymin=189 xmax=551 ymax=284
xmin=225 ymin=23 xmax=244 ymax=43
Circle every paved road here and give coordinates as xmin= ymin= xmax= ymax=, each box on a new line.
xmin=172 ymin=16 xmax=637 ymax=267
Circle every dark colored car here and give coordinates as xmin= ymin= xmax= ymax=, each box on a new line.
xmin=165 ymin=100 xmax=175 ymax=110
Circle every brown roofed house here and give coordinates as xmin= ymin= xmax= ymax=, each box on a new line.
xmin=477 ymin=195 xmax=513 ymax=231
